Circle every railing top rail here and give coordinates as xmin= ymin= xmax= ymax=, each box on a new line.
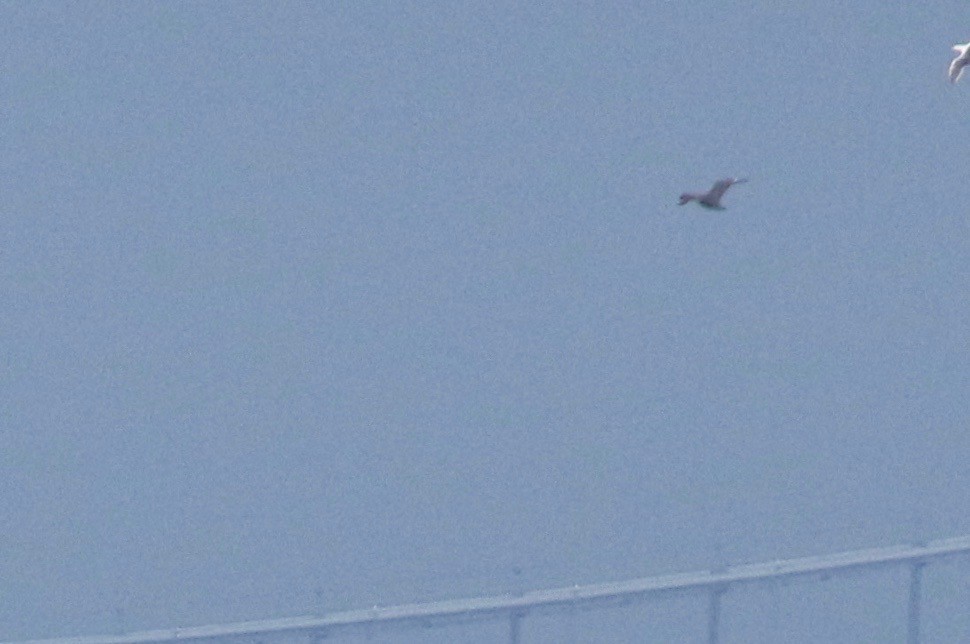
xmin=11 ymin=535 xmax=970 ymax=644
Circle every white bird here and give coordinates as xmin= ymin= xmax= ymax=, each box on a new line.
xmin=678 ymin=178 xmax=747 ymax=210
xmin=950 ymin=42 xmax=970 ymax=83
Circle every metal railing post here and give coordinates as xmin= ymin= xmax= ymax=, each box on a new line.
xmin=509 ymin=611 xmax=523 ymax=644
xmin=907 ymin=561 xmax=924 ymax=644
xmin=707 ymin=586 xmax=726 ymax=644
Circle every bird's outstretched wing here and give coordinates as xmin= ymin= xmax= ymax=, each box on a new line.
xmin=950 ymin=57 xmax=967 ymax=83
xmin=950 ymin=44 xmax=970 ymax=83
xmin=707 ymin=178 xmax=745 ymax=202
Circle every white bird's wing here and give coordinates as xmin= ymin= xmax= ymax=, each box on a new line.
xmin=950 ymin=44 xmax=970 ymax=83
xmin=706 ymin=178 xmax=741 ymax=202
xmin=951 ymin=57 xmax=967 ymax=83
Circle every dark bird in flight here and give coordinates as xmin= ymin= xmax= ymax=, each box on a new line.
xmin=678 ymin=178 xmax=747 ymax=210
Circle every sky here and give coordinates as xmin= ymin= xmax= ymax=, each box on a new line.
xmin=2 ymin=2 xmax=970 ymax=642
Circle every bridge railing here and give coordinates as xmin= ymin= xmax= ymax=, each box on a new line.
xmin=11 ymin=534 xmax=970 ymax=644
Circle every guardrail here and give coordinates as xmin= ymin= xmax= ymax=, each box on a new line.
xmin=11 ymin=534 xmax=970 ymax=644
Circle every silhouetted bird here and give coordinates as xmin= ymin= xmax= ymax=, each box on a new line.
xmin=678 ymin=178 xmax=747 ymax=210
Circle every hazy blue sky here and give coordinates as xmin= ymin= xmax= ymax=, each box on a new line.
xmin=3 ymin=2 xmax=970 ymax=642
